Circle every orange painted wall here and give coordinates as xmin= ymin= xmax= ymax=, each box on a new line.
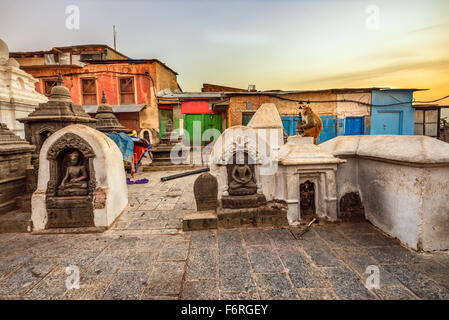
xmin=28 ymin=63 xmax=154 ymax=106
xmin=21 ymin=61 xmax=179 ymax=131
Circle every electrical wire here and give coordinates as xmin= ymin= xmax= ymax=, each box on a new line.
xmin=265 ymin=93 xmax=449 ymax=108
xmin=34 ymin=70 xmax=449 ymax=108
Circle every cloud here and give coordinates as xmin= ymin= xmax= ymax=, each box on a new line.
xmin=408 ymin=23 xmax=449 ymax=34
xmin=297 ymin=58 xmax=449 ymax=85
xmin=204 ymin=31 xmax=269 ymax=46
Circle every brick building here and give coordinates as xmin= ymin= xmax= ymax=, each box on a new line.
xmin=158 ymin=84 xmax=420 ymax=144
xmin=10 ymin=44 xmax=181 ymax=140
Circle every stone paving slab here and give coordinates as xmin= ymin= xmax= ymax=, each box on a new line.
xmin=0 ymin=171 xmax=447 ymax=300
xmin=254 ymin=273 xmax=298 ymax=300
xmin=186 ymin=248 xmax=218 ymax=280
xmin=247 ymin=246 xmax=284 ymax=273
xmin=219 ymin=254 xmax=256 ymax=293
xmin=181 ymin=280 xmax=219 ymax=300
xmin=218 ymin=229 xmax=246 ymax=255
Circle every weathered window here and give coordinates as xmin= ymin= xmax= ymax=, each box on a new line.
xmin=43 ymin=79 xmax=57 ymax=97
xmin=81 ymin=78 xmax=97 ymax=105
xmin=80 ymin=53 xmax=102 ymax=61
xmin=414 ymin=109 xmax=439 ymax=138
xmin=119 ymin=77 xmax=135 ymax=105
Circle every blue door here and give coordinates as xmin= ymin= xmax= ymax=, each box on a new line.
xmin=281 ymin=116 xmax=299 ymax=136
xmin=281 ymin=115 xmax=336 ymax=143
xmin=371 ymin=90 xmax=414 ymax=135
xmin=345 ymin=117 xmax=364 ymax=135
xmin=317 ymin=116 xmax=337 ymax=144
xmin=377 ymin=111 xmax=402 ymax=135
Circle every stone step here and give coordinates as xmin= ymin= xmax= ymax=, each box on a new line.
xmin=182 ymin=211 xmax=218 ymax=231
xmin=0 ymin=210 xmax=32 ymax=233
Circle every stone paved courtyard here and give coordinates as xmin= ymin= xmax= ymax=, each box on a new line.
xmin=0 ymin=170 xmax=448 ymax=300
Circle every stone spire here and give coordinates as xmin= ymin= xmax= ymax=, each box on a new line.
xmin=49 ymin=73 xmax=72 ymax=102
xmin=17 ymin=73 xmax=96 ymax=166
xmin=95 ymin=91 xmax=125 ymax=132
xmin=0 ymin=122 xmax=34 ymax=149
xmin=20 ymin=73 xmax=95 ymax=120
xmin=0 ymin=38 xmax=47 ymax=138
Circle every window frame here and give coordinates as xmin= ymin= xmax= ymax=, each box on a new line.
xmin=43 ymin=79 xmax=58 ymax=97
xmin=80 ymin=77 xmax=98 ymax=106
xmin=118 ymin=76 xmax=136 ymax=105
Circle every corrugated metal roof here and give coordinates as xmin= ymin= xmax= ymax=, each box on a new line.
xmin=83 ymin=104 xmax=146 ymax=114
xmin=158 ymin=87 xmax=426 ymax=99
xmin=157 ymin=92 xmax=223 ymax=99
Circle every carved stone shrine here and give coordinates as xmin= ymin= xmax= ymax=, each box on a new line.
xmin=150 ymin=118 xmax=188 ymax=166
xmin=32 ymin=124 xmax=128 ymax=233
xmin=182 ymin=103 xmax=344 ymax=231
xmin=18 ymin=73 xmax=96 ymax=180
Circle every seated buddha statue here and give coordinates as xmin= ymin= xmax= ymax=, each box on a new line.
xmin=228 ymin=163 xmax=257 ymax=196
xmin=58 ymin=150 xmax=89 ymax=196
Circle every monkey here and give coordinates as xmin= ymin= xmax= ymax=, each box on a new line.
xmin=297 ymin=106 xmax=323 ymax=144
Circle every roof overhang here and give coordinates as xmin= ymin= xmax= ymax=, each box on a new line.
xmin=83 ymin=104 xmax=146 ymax=114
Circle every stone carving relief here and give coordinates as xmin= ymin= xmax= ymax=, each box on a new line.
xmin=45 ymin=133 xmax=96 ymax=228
xmin=300 ymin=180 xmax=315 ymax=217
xmin=227 ymin=152 xmax=257 ymax=196
xmin=58 ymin=150 xmax=89 ymax=196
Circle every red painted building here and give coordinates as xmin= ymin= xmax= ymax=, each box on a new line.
xmin=11 ymin=44 xmax=181 ymax=141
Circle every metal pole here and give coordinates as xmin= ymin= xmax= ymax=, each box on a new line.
xmin=113 ymin=25 xmax=117 ymax=50
xmin=160 ymin=167 xmax=210 ymax=182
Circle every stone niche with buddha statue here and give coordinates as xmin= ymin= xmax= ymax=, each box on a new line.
xmin=31 ymin=124 xmax=128 ymax=233
xmin=44 ymin=133 xmax=96 ymax=228
xmin=207 ymin=126 xmax=289 ymax=228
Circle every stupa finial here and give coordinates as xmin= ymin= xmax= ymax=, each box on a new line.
xmin=57 ymin=72 xmax=64 ymax=86
xmin=101 ymin=91 xmax=107 ymax=104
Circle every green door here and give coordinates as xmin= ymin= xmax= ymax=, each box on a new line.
xmin=242 ymin=112 xmax=255 ymax=126
xmin=184 ymin=114 xmax=222 ymax=145
xmin=159 ymin=108 xmax=173 ymax=138
xmin=204 ymin=114 xmax=222 ymax=144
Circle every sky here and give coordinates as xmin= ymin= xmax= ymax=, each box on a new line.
xmin=1 ymin=0 xmax=448 ymax=103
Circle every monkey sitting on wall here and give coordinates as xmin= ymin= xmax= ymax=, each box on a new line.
xmin=296 ymin=106 xmax=323 ymax=144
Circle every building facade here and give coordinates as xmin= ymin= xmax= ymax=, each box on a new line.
xmin=11 ymin=45 xmax=181 ymax=141
xmin=159 ymin=85 xmax=421 ymax=145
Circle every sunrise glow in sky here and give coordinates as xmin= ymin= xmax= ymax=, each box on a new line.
xmin=1 ymin=0 xmax=448 ymax=103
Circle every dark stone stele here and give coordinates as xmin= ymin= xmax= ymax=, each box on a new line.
xmin=45 ymin=132 xmax=96 ymax=229
xmin=193 ymin=172 xmax=218 ymax=211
